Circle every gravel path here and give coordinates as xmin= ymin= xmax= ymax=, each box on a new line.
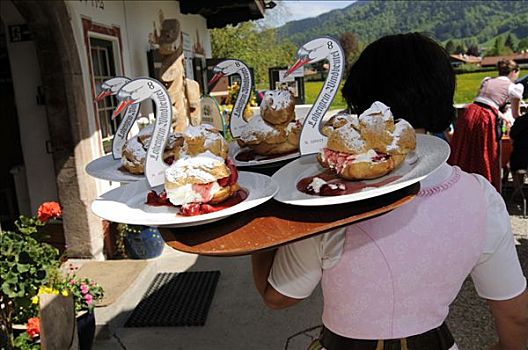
xmin=447 ymin=186 xmax=527 ymax=349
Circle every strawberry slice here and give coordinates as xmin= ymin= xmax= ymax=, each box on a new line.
xmin=146 ymin=190 xmax=172 ymax=206
xmin=218 ymin=158 xmax=238 ymax=187
xmin=180 ymin=203 xmax=201 ymax=216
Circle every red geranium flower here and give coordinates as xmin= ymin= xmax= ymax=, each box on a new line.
xmin=37 ymin=201 xmax=62 ymax=223
xmin=26 ymin=317 xmax=40 ymax=337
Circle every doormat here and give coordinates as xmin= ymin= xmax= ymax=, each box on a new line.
xmin=125 ymin=271 xmax=220 ymax=327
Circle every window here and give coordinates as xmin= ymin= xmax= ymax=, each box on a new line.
xmin=90 ymin=37 xmax=120 ymax=153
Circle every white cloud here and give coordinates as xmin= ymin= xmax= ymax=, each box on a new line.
xmin=258 ymin=1 xmax=356 ymax=28
xmin=282 ymin=1 xmax=355 ymax=22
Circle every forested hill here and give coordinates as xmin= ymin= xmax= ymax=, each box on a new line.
xmin=277 ymin=1 xmax=528 ymax=45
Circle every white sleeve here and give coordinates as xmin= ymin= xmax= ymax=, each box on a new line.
xmin=470 ymin=176 xmax=527 ymax=300
xmin=268 ymin=227 xmax=346 ymax=299
xmin=508 ymin=83 xmax=524 ymax=99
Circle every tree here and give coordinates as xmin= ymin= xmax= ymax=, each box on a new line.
xmin=466 ymin=45 xmax=480 ymax=56
xmin=210 ymin=22 xmax=297 ymax=86
xmin=486 ymin=36 xmax=513 ymax=56
xmin=339 ymin=32 xmax=363 ymax=70
xmin=455 ymin=43 xmax=466 ymax=54
xmin=504 ymin=33 xmax=516 ymax=51
xmin=518 ymin=37 xmax=528 ymax=51
xmin=445 ymin=40 xmax=456 ymax=54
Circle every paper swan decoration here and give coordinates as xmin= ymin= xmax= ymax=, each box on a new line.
xmin=208 ymin=59 xmax=252 ymax=138
xmin=113 ymin=78 xmax=172 ymax=187
xmin=285 ymin=37 xmax=345 ymax=155
xmin=95 ymin=76 xmax=141 ymax=159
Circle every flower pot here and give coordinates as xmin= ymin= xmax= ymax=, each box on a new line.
xmin=77 ymin=311 xmax=95 ymax=350
xmin=123 ymin=226 xmax=164 ymax=259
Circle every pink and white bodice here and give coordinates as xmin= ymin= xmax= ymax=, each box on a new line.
xmin=475 ymin=76 xmax=523 ymax=110
xmin=321 ymin=167 xmax=486 ymax=339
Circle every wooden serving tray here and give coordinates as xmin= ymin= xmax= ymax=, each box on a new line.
xmin=159 ymin=183 xmax=419 ymax=256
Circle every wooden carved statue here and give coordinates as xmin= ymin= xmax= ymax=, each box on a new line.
xmin=151 ymin=12 xmax=201 ymax=132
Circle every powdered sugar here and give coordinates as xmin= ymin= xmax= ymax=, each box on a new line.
xmin=165 ymin=151 xmax=225 ymax=184
xmin=387 ymin=119 xmax=413 ymax=152
xmin=183 ymin=124 xmax=224 ymax=150
xmin=260 ymin=90 xmax=293 ymax=112
xmin=336 ymin=125 xmax=366 ymax=152
xmin=358 ymin=101 xmax=393 ymax=132
xmin=239 ymin=114 xmax=281 ymax=142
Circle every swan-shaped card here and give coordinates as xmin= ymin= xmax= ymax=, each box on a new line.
xmin=285 ymin=37 xmax=345 ymax=156
xmin=85 ymin=76 xmax=145 ymax=182
xmin=208 ymin=59 xmax=252 ymax=139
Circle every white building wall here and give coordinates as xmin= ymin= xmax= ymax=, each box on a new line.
xmin=65 ymin=0 xmax=211 ymax=195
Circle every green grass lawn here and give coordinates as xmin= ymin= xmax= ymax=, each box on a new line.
xmin=301 ymin=71 xmax=497 ymax=108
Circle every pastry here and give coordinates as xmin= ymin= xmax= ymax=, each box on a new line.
xmin=121 ymin=125 xmax=184 ymax=174
xmin=260 ymin=89 xmax=296 ymax=125
xmin=238 ymin=114 xmax=301 ymax=155
xmin=237 ymin=89 xmax=300 ymax=156
xmin=317 ymin=102 xmax=416 ymax=180
xmin=181 ymin=124 xmax=229 ymax=159
xmin=164 ymin=151 xmax=239 ymax=213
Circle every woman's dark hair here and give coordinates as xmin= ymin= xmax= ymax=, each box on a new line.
xmin=342 ymin=32 xmax=456 ymax=133
xmin=497 ymin=59 xmax=519 ymax=76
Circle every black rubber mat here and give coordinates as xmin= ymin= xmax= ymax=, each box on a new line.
xmin=125 ymin=271 xmax=220 ymax=327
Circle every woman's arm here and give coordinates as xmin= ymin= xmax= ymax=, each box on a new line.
xmin=487 ymin=289 xmax=528 ymax=350
xmin=251 ymin=249 xmax=303 ymax=309
xmin=510 ymin=98 xmax=521 ymax=119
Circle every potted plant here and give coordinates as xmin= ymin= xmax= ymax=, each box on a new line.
xmin=117 ymin=224 xmax=165 ymax=259
xmin=0 ymin=202 xmax=104 ymax=350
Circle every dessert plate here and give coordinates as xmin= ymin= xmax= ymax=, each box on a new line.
xmin=228 ymin=142 xmax=300 ymax=168
xmin=85 ymin=155 xmax=144 ymax=183
xmin=272 ymin=134 xmax=449 ymax=206
xmin=91 ymin=171 xmax=278 ymax=227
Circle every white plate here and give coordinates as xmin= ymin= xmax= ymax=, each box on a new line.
xmin=272 ymin=134 xmax=450 ymax=206
xmin=228 ymin=142 xmax=300 ymax=168
xmin=85 ymin=155 xmax=144 ymax=183
xmin=91 ymin=171 xmax=278 ymax=227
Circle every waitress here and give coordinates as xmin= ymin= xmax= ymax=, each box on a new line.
xmin=448 ymin=59 xmax=524 ymax=192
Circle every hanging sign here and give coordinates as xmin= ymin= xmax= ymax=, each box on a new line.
xmin=200 ymin=95 xmax=226 ymax=135
xmin=8 ymin=24 xmax=32 ymax=43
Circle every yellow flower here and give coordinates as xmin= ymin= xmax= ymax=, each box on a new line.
xmin=61 ymin=290 xmax=69 ymax=297
xmin=52 ymin=289 xmax=59 ymax=295
xmin=38 ymin=286 xmax=53 ymax=295
xmin=31 ymin=296 xmax=39 ymax=304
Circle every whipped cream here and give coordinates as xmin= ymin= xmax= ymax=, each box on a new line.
xmin=352 ymin=149 xmax=378 ymax=163
xmin=166 ymin=182 xmax=221 ymax=206
xmin=307 ymin=177 xmax=327 ymax=193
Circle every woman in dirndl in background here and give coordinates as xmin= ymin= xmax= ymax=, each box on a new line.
xmin=448 ymin=59 xmax=524 ymax=193
xmin=251 ymin=33 xmax=528 ymax=350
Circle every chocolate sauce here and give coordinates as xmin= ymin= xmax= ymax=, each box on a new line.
xmin=297 ymin=172 xmax=401 ymax=196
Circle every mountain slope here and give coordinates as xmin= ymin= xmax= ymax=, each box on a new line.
xmin=277 ymin=1 xmax=528 ymax=45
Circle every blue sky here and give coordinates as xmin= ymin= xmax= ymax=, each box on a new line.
xmin=259 ymin=1 xmax=356 ymax=27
